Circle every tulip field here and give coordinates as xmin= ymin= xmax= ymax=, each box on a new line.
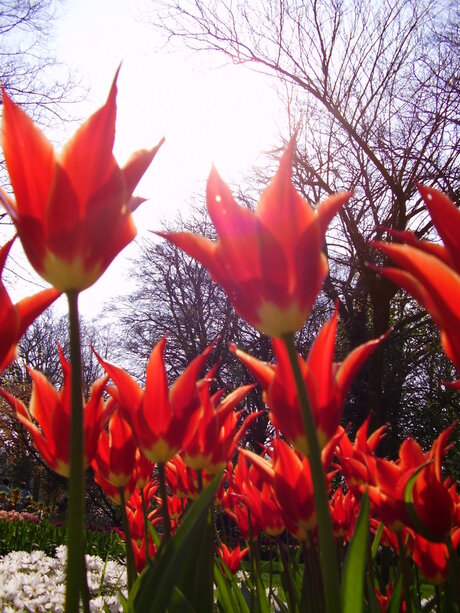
xmin=0 ymin=71 xmax=458 ymax=612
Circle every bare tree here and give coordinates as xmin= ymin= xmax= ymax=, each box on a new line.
xmin=0 ymin=0 xmax=79 ymax=232
xmin=0 ymin=0 xmax=74 ymax=120
xmin=144 ymin=0 xmax=460 ymax=452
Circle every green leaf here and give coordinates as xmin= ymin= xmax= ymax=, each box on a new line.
xmin=170 ymin=586 xmax=197 ymax=612
xmin=128 ymin=470 xmax=223 ymax=612
xmin=371 ymin=522 xmax=383 ymax=560
xmin=214 ymin=561 xmax=249 ymax=613
xmin=255 ymin=566 xmax=271 ymax=613
xmin=386 ymin=573 xmax=403 ymax=613
xmin=341 ymin=490 xmax=370 ymax=613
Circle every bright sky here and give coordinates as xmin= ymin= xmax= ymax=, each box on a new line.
xmin=6 ymin=0 xmax=284 ymax=318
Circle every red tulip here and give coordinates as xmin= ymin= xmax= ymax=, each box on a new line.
xmin=217 ymin=542 xmax=249 ymax=575
xmin=165 ymin=454 xmax=211 ymax=500
xmin=363 ymin=425 xmax=456 ymax=536
xmin=158 ymin=137 xmax=351 ymax=337
xmin=373 ymin=185 xmax=460 ymax=378
xmin=229 ymin=452 xmax=285 ymax=537
xmin=0 ymin=71 xmax=164 ymax=292
xmin=330 ymin=486 xmax=359 ymax=542
xmin=182 ymin=372 xmax=255 ymax=473
xmin=131 ymin=538 xmax=157 ymax=573
xmin=92 ymin=409 xmax=138 ymax=488
xmin=0 ymin=347 xmax=112 ymax=477
xmin=337 ymin=417 xmax=386 ymax=493
xmin=97 ymin=337 xmax=213 ymax=463
xmin=411 ymin=529 xmax=460 ymax=585
xmin=231 ymin=305 xmax=388 ymax=454
xmin=242 ymin=439 xmax=321 ymax=542
xmin=125 ymin=485 xmax=157 ymax=544
xmin=0 ymin=238 xmax=60 ymax=371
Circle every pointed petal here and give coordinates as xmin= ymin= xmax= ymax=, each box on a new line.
xmin=144 ymin=336 xmax=170 ymax=433
xmin=316 ymin=192 xmax=353 ymax=236
xmin=95 ymin=352 xmax=143 ymax=410
xmin=156 ymin=231 xmax=222 ymax=280
xmin=418 ymin=185 xmax=460 ymax=270
xmin=58 ymin=71 xmax=119 ymax=208
xmin=170 ymin=341 xmax=214 ymax=416
xmin=15 ymin=288 xmax=61 ymax=339
xmin=257 ymin=138 xmax=316 ymax=244
xmin=306 ymin=307 xmax=339 ymax=405
xmin=229 ymin=343 xmax=274 ymax=389
xmin=122 ymin=138 xmax=165 ymax=197
xmin=206 ymin=166 xmax=262 ymax=282
xmin=336 ymin=329 xmax=391 ymax=405
xmin=1 ymin=88 xmax=55 ymax=220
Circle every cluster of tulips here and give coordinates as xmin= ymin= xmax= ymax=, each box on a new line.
xmin=0 ymin=70 xmax=458 ymax=612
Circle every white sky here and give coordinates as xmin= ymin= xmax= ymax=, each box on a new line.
xmin=5 ymin=0 xmax=285 ymax=319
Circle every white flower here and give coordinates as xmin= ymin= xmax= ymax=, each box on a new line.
xmin=0 ymin=547 xmax=127 ymax=611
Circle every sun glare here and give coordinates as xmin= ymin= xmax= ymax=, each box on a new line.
xmin=50 ymin=0 xmax=282 ymax=317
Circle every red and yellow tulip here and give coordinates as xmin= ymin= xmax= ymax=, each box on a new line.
xmin=231 ymin=305 xmax=388 ymax=454
xmin=373 ymin=186 xmax=460 ymax=379
xmin=0 ymin=71 xmax=164 ymax=292
xmin=97 ymin=337 xmax=213 ymax=463
xmin=158 ymin=138 xmax=351 ymax=337
xmin=0 ymin=347 xmax=112 ymax=477
xmin=181 ymin=371 xmax=255 ymax=473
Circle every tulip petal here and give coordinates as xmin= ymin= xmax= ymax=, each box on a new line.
xmin=59 ymin=72 xmax=118 ymax=209
xmin=418 ymin=185 xmax=460 ymax=270
xmin=122 ymin=139 xmax=165 ymax=197
xmin=1 ymin=89 xmax=55 ymax=220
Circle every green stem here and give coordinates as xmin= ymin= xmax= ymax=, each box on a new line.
xmin=434 ymin=585 xmax=441 ymax=612
xmin=157 ymin=462 xmax=171 ymax=542
xmin=197 ymin=468 xmax=203 ymax=493
xmin=140 ymin=487 xmax=151 ymax=565
xmin=119 ymin=487 xmax=137 ymax=593
xmin=446 ymin=535 xmax=460 ymax=608
xmin=278 ymin=539 xmax=297 ymax=612
xmin=281 ymin=333 xmax=341 ymax=613
xmin=65 ymin=291 xmax=88 ymax=613
xmin=397 ymin=530 xmax=413 ymax=613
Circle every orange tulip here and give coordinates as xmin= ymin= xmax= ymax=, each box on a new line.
xmin=0 ymin=71 xmax=164 ymax=292
xmin=373 ymin=185 xmax=460 ymax=378
xmin=0 ymin=347 xmax=112 ymax=477
xmin=231 ymin=305 xmax=388 ymax=454
xmin=97 ymin=336 xmax=213 ymax=463
xmin=0 ymin=238 xmax=60 ymax=371
xmin=158 ymin=137 xmax=351 ymax=337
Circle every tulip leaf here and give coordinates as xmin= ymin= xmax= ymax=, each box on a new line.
xmin=128 ymin=470 xmax=223 ymax=613
xmin=214 ymin=562 xmax=249 ymax=613
xmin=255 ymin=567 xmax=271 ymax=613
xmin=386 ymin=573 xmax=403 ymax=613
xmin=371 ymin=522 xmax=384 ymax=560
xmin=341 ymin=490 xmax=370 ymax=613
xmin=214 ymin=562 xmax=238 ymax=612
